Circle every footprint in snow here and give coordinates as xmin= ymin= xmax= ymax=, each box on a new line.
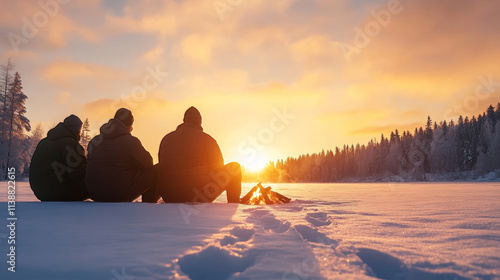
xmin=177 ymin=224 xmax=258 ymax=279
xmin=243 ymin=207 xmax=269 ymax=218
xmin=306 ymin=212 xmax=332 ymax=227
xmin=178 ymin=245 xmax=257 ymax=280
xmin=244 ymin=208 xmax=291 ymax=234
xmin=220 ymin=226 xmax=256 ymax=246
xmin=294 ymin=224 xmax=338 ymax=249
xmin=257 ymin=214 xmax=291 ymax=233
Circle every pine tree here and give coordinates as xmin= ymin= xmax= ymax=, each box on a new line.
xmin=423 ymin=116 xmax=433 ymax=172
xmin=442 ymin=120 xmax=448 ymax=135
xmin=496 ymin=103 xmax=500 ymax=123
xmin=5 ymin=72 xmax=30 ymax=179
xmin=486 ymin=105 xmax=496 ymax=126
xmin=80 ymin=118 xmax=91 ymax=154
xmin=0 ymin=59 xmax=14 ymax=178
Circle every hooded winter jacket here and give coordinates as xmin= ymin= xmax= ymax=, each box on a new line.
xmin=29 ymin=123 xmax=88 ymax=201
xmin=85 ymin=119 xmax=153 ymax=202
xmin=158 ymin=113 xmax=224 ymax=202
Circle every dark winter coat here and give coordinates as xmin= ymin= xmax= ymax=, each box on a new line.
xmin=158 ymin=122 xmax=224 ymax=202
xmin=29 ymin=123 xmax=88 ymax=201
xmin=85 ymin=119 xmax=153 ymax=202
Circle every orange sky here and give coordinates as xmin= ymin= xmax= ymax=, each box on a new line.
xmin=1 ymin=0 xmax=499 ymax=170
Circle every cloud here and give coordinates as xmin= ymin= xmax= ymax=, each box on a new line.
xmin=323 ymin=0 xmax=500 ymax=133
xmin=398 ymin=108 xmax=425 ymax=119
xmin=350 ymin=122 xmax=423 ymax=136
xmin=56 ymin=92 xmax=70 ymax=103
xmin=41 ymin=60 xmax=128 ymax=89
xmin=347 ymin=0 xmax=500 ymax=87
xmin=0 ymin=1 xmax=101 ymax=52
xmin=174 ymin=34 xmax=218 ymax=65
xmin=294 ymin=71 xmax=336 ymax=88
xmin=141 ymin=42 xmax=166 ymax=63
xmin=290 ymin=35 xmax=342 ymax=66
xmin=175 ymin=69 xmax=248 ymax=97
xmin=80 ymin=98 xmax=118 ymax=121
xmin=103 ymin=0 xmax=216 ymax=37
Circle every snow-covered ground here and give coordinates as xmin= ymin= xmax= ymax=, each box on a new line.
xmin=342 ymin=170 xmax=500 ymax=183
xmin=0 ymin=182 xmax=499 ymax=280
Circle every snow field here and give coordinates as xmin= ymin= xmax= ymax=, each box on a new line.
xmin=0 ymin=182 xmax=499 ymax=279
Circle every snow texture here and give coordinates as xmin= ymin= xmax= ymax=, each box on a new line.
xmin=0 ymin=182 xmax=499 ymax=280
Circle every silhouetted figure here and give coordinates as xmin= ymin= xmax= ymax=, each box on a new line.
xmin=158 ymin=107 xmax=242 ymax=203
xmin=85 ymin=108 xmax=159 ymax=202
xmin=30 ymin=115 xmax=89 ymax=201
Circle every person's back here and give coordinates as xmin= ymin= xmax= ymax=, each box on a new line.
xmin=85 ymin=108 xmax=158 ymax=202
xmin=29 ymin=115 xmax=88 ymax=201
xmin=158 ymin=107 xmax=241 ymax=203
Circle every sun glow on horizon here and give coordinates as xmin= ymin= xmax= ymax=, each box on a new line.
xmin=240 ymin=153 xmax=269 ymax=173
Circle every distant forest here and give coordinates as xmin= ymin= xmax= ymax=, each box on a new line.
xmin=244 ymin=104 xmax=500 ymax=183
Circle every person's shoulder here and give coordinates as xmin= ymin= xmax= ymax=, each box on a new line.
xmin=164 ymin=130 xmax=177 ymax=138
xmin=88 ymin=134 xmax=103 ymax=147
xmin=56 ymin=136 xmax=85 ymax=155
xmin=88 ymin=134 xmax=100 ymax=143
xmin=128 ymin=135 xmax=144 ymax=145
xmin=37 ymin=137 xmax=49 ymax=144
xmin=57 ymin=135 xmax=79 ymax=145
xmin=202 ymin=131 xmax=219 ymax=145
xmin=160 ymin=130 xmax=178 ymax=142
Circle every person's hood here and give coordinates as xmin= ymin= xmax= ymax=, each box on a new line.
xmin=99 ymin=119 xmax=131 ymax=139
xmin=177 ymin=122 xmax=203 ymax=132
xmin=183 ymin=107 xmax=202 ymax=126
xmin=180 ymin=107 xmax=203 ymax=131
xmin=63 ymin=115 xmax=83 ymax=135
xmin=47 ymin=123 xmax=79 ymax=141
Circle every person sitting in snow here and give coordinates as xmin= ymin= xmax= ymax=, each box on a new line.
xmin=30 ymin=115 xmax=89 ymax=201
xmin=85 ymin=108 xmax=159 ymax=203
xmin=157 ymin=106 xmax=242 ymax=203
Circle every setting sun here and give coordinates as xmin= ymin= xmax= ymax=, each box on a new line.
xmin=240 ymin=153 xmax=269 ymax=173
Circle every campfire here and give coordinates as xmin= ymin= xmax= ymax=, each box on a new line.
xmin=240 ymin=183 xmax=291 ymax=205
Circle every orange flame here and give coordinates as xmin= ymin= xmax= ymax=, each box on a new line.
xmin=249 ymin=187 xmax=263 ymax=204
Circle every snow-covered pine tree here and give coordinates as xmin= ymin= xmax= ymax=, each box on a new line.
xmin=424 ymin=116 xmax=433 ymax=172
xmin=80 ymin=118 xmax=91 ymax=155
xmin=0 ymin=59 xmax=14 ymax=179
xmin=4 ymin=71 xmax=30 ymax=179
